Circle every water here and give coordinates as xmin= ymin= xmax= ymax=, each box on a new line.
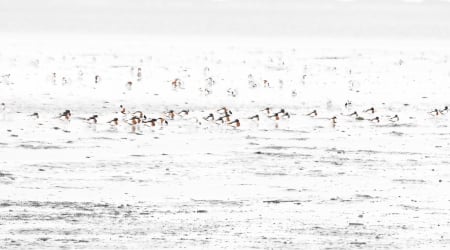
xmin=1 ymin=39 xmax=450 ymax=248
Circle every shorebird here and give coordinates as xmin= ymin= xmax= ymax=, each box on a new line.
xmin=129 ymin=116 xmax=141 ymax=125
xmin=429 ymin=109 xmax=441 ymax=116
xmin=137 ymin=67 xmax=142 ymax=81
xmin=167 ymin=110 xmax=175 ymax=119
xmin=119 ymin=105 xmax=127 ymax=115
xmin=216 ymin=114 xmax=231 ymax=123
xmin=306 ymin=110 xmax=317 ymax=117
xmin=331 ymin=116 xmax=337 ymax=126
xmin=389 ymin=115 xmax=399 ymax=122
xmin=126 ymin=81 xmax=133 ymax=89
xmin=248 ymin=114 xmax=259 ymax=121
xmin=277 ymin=109 xmax=286 ymax=114
xmin=364 ymin=107 xmax=375 ymax=113
xmin=369 ymin=116 xmax=380 ymax=123
xmin=172 ymin=78 xmax=182 ymax=89
xmin=228 ymin=119 xmax=240 ymax=128
xmin=282 ymin=112 xmax=291 ymax=119
xmin=203 ymin=113 xmax=214 ymax=121
xmin=261 ymin=107 xmax=271 ymax=115
xmin=178 ymin=109 xmax=189 ymax=116
xmin=108 ymin=118 xmax=119 ymax=126
xmin=30 ymin=112 xmax=39 ymax=119
xmin=217 ymin=107 xmax=232 ymax=116
xmin=158 ymin=117 xmax=169 ymax=126
xmin=59 ymin=110 xmax=71 ymax=120
xmin=87 ymin=115 xmax=98 ymax=124
xmin=143 ymin=118 xmax=157 ymax=127
xmin=269 ymin=112 xmax=280 ymax=121
xmin=345 ymin=100 xmax=352 ymax=108
xmin=133 ymin=111 xmax=145 ymax=118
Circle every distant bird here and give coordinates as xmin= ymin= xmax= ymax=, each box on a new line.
xmin=30 ymin=112 xmax=39 ymax=119
xmin=347 ymin=111 xmax=358 ymax=117
xmin=158 ymin=117 xmax=169 ymax=126
xmin=119 ymin=105 xmax=126 ymax=115
xmin=108 ymin=118 xmax=119 ymax=126
xmin=126 ymin=81 xmax=133 ymax=89
xmin=369 ymin=116 xmax=380 ymax=123
xmin=143 ymin=118 xmax=157 ymax=127
xmin=282 ymin=112 xmax=291 ymax=119
xmin=440 ymin=106 xmax=448 ymax=114
xmin=364 ymin=107 xmax=375 ymax=113
xmin=429 ymin=109 xmax=441 ymax=116
xmin=345 ymin=100 xmax=352 ymax=108
xmin=216 ymin=114 xmax=231 ymax=123
xmin=269 ymin=113 xmax=280 ymax=121
xmin=306 ymin=110 xmax=317 ymax=117
xmin=261 ymin=107 xmax=271 ymax=115
xmin=248 ymin=114 xmax=259 ymax=121
xmin=59 ymin=110 xmax=71 ymax=120
xmin=166 ymin=110 xmax=175 ymax=120
xmin=217 ymin=107 xmax=232 ymax=115
xmin=178 ymin=109 xmax=189 ymax=116
xmin=172 ymin=78 xmax=182 ymax=88
xmin=203 ymin=113 xmax=214 ymax=121
xmin=331 ymin=116 xmax=337 ymax=126
xmin=87 ymin=115 xmax=98 ymax=124
xmin=129 ymin=116 xmax=141 ymax=125
xmin=133 ymin=111 xmax=145 ymax=118
xmin=228 ymin=119 xmax=240 ymax=128
xmin=137 ymin=67 xmax=142 ymax=81
xmin=389 ymin=115 xmax=399 ymax=122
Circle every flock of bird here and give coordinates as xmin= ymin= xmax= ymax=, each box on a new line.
xmin=1 ymin=101 xmax=448 ymax=134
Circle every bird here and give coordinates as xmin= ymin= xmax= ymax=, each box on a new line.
xmin=143 ymin=118 xmax=158 ymax=127
xmin=119 ymin=105 xmax=127 ymax=115
xmin=133 ymin=111 xmax=145 ymax=118
xmin=261 ymin=107 xmax=271 ymax=115
xmin=248 ymin=114 xmax=259 ymax=121
xmin=364 ymin=107 xmax=375 ymax=113
xmin=217 ymin=107 xmax=232 ymax=115
xmin=389 ymin=115 xmax=399 ymax=122
xmin=203 ymin=113 xmax=214 ymax=121
xmin=166 ymin=110 xmax=175 ymax=120
xmin=216 ymin=114 xmax=231 ymax=123
xmin=87 ymin=115 xmax=98 ymax=124
xmin=108 ymin=118 xmax=119 ymax=126
xmin=345 ymin=100 xmax=352 ymax=109
xmin=178 ymin=109 xmax=189 ymax=116
xmin=228 ymin=119 xmax=240 ymax=128
xmin=158 ymin=117 xmax=169 ymax=126
xmin=306 ymin=110 xmax=317 ymax=117
xmin=429 ymin=109 xmax=441 ymax=116
xmin=369 ymin=116 xmax=380 ymax=123
xmin=30 ymin=112 xmax=39 ymax=119
xmin=330 ymin=116 xmax=337 ymax=126
xmin=59 ymin=110 xmax=71 ymax=120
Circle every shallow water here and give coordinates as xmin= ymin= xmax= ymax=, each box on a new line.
xmin=1 ymin=42 xmax=450 ymax=249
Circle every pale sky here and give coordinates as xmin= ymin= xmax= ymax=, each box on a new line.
xmin=1 ymin=0 xmax=450 ymax=39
